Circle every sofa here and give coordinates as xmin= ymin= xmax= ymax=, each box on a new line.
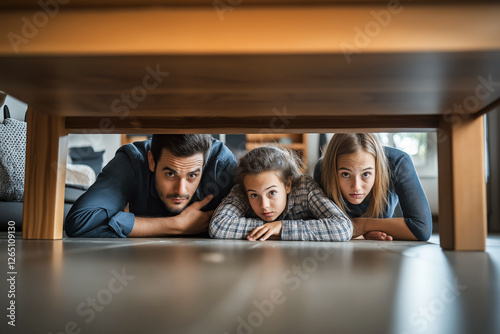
xmin=0 ymin=184 xmax=87 ymax=233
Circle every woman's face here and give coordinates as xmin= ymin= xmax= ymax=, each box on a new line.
xmin=336 ymin=150 xmax=376 ymax=205
xmin=243 ymin=171 xmax=292 ymax=222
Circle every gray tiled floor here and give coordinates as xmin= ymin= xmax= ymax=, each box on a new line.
xmin=1 ymin=234 xmax=500 ymax=334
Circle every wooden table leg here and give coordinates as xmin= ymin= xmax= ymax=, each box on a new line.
xmin=22 ymin=108 xmax=68 ymax=239
xmin=438 ymin=116 xmax=487 ymax=251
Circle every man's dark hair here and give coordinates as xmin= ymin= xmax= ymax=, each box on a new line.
xmin=150 ymin=134 xmax=212 ymax=167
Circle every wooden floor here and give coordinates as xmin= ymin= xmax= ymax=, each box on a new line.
xmin=1 ymin=233 xmax=499 ymax=334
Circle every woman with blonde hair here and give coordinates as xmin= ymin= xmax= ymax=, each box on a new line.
xmin=314 ymin=133 xmax=432 ymax=241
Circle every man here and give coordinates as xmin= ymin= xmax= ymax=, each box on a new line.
xmin=65 ymin=134 xmax=237 ymax=237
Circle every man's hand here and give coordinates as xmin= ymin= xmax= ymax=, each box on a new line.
xmin=173 ymin=194 xmax=214 ymax=235
xmin=247 ymin=221 xmax=282 ymax=241
xmin=130 ymin=195 xmax=214 ymax=237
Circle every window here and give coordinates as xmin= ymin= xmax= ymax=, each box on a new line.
xmin=377 ymin=132 xmax=437 ymax=178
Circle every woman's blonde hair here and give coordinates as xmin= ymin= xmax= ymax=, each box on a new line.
xmin=320 ymin=133 xmax=390 ymax=217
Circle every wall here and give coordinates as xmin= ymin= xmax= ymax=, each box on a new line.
xmin=68 ymin=134 xmax=121 ymax=167
xmin=0 ymin=94 xmax=27 ymax=121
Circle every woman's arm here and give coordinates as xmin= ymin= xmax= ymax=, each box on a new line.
xmin=352 ymin=217 xmax=417 ymax=240
xmin=209 ymin=186 xmax=265 ymax=239
xmin=390 ymin=148 xmax=433 ymax=241
xmin=354 ymin=148 xmax=433 ymax=241
xmin=280 ymin=177 xmax=353 ymax=242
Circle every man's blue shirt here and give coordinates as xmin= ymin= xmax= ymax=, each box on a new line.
xmin=65 ymin=138 xmax=237 ymax=237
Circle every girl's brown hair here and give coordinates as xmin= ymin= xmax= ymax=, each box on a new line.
xmin=235 ymin=146 xmax=303 ymax=194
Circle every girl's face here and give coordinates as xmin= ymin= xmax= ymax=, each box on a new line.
xmin=337 ymin=150 xmax=376 ymax=205
xmin=243 ymin=171 xmax=292 ymax=222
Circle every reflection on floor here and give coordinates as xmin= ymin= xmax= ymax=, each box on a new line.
xmin=1 ymin=234 xmax=499 ymax=334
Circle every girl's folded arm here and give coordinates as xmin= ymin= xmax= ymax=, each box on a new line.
xmin=209 ymin=186 xmax=264 ymax=239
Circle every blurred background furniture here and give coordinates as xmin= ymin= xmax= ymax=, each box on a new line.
xmin=246 ymin=134 xmax=308 ymax=172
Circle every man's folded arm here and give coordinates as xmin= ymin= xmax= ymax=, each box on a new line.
xmin=127 ymin=216 xmax=179 ymax=237
xmin=65 ymin=151 xmax=137 ymax=238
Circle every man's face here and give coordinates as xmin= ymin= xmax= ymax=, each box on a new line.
xmin=148 ymin=148 xmax=204 ymax=214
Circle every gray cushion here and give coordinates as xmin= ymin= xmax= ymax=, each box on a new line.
xmin=0 ymin=118 xmax=26 ymax=201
